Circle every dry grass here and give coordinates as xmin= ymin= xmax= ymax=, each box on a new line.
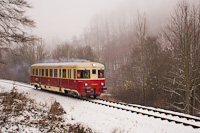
xmin=50 ymin=100 xmax=66 ymax=116
xmin=1 ymin=87 xmax=28 ymax=116
xmin=68 ymin=123 xmax=93 ymax=133
xmin=0 ymin=87 xmax=94 ymax=133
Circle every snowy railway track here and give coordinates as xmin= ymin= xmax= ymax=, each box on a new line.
xmin=88 ymin=98 xmax=200 ymax=129
xmin=95 ymin=98 xmax=200 ymax=123
xmin=1 ymin=79 xmax=200 ymax=129
xmin=0 ymin=79 xmax=34 ymax=89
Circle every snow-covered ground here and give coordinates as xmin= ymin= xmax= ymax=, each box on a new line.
xmin=0 ymin=79 xmax=200 ymax=133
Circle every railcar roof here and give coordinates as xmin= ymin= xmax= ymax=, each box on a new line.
xmin=31 ymin=62 xmax=105 ymax=68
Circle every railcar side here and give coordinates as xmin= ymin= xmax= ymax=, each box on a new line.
xmin=30 ymin=62 xmax=107 ymax=98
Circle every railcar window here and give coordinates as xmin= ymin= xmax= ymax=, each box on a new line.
xmin=68 ymin=69 xmax=69 ymax=78
xmin=36 ymin=69 xmax=38 ymax=76
xmin=77 ymin=70 xmax=90 ymax=79
xmin=45 ymin=69 xmax=48 ymax=77
xmin=74 ymin=69 xmax=76 ymax=79
xmin=42 ymin=69 xmax=44 ymax=76
xmin=70 ymin=69 xmax=71 ymax=79
xmin=98 ymin=70 xmax=104 ymax=78
xmin=63 ymin=69 xmax=66 ymax=78
xmin=59 ymin=69 xmax=61 ymax=77
xmin=32 ymin=69 xmax=35 ymax=75
xmin=92 ymin=69 xmax=96 ymax=74
xmin=54 ymin=69 xmax=57 ymax=77
xmin=50 ymin=69 xmax=53 ymax=77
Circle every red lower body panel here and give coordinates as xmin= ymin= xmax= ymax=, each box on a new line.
xmin=31 ymin=76 xmax=106 ymax=95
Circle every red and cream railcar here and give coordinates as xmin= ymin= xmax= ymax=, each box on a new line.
xmin=30 ymin=62 xmax=107 ymax=98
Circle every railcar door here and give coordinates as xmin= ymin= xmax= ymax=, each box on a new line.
xmin=73 ymin=69 xmax=76 ymax=90
xmin=36 ymin=68 xmax=39 ymax=84
xmin=71 ymin=69 xmax=76 ymax=90
xmin=39 ymin=69 xmax=41 ymax=85
xmin=91 ymin=69 xmax=97 ymax=79
xmin=68 ymin=69 xmax=70 ymax=88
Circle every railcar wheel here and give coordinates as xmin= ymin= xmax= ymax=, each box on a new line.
xmin=34 ymin=85 xmax=38 ymax=90
xmin=72 ymin=92 xmax=78 ymax=98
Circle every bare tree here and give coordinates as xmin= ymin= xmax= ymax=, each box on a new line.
xmin=51 ymin=43 xmax=73 ymax=60
xmin=0 ymin=0 xmax=35 ymax=49
xmin=164 ymin=1 xmax=200 ymax=115
xmin=76 ymin=45 xmax=96 ymax=61
xmin=1 ymin=38 xmax=47 ymax=82
xmin=135 ymin=11 xmax=148 ymax=105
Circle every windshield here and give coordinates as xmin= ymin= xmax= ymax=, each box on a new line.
xmin=77 ymin=70 xmax=90 ymax=79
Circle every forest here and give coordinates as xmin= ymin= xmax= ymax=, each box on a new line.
xmin=0 ymin=0 xmax=200 ymax=116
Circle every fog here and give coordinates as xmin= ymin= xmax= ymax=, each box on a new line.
xmin=28 ymin=0 xmax=123 ymax=45
xmin=2 ymin=0 xmax=200 ymax=119
xmin=28 ymin=0 xmax=196 ymax=45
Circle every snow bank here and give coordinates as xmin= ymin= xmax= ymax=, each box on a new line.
xmin=0 ymin=79 xmax=200 ymax=133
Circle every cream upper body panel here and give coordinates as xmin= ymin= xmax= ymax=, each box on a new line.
xmin=31 ymin=62 xmax=104 ymax=69
xmin=31 ymin=62 xmax=105 ymax=80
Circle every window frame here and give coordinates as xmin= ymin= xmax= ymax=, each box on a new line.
xmin=77 ymin=70 xmax=90 ymax=79
xmin=92 ymin=69 xmax=96 ymax=74
xmin=50 ymin=69 xmax=53 ymax=77
xmin=54 ymin=69 xmax=58 ymax=78
xmin=32 ymin=68 xmax=35 ymax=76
xmin=98 ymin=70 xmax=104 ymax=78
xmin=36 ymin=68 xmax=38 ymax=76
xmin=63 ymin=69 xmax=66 ymax=78
xmin=74 ymin=69 xmax=76 ymax=79
xmin=59 ymin=69 xmax=61 ymax=78
xmin=70 ymin=69 xmax=71 ymax=79
xmin=42 ymin=69 xmax=44 ymax=76
xmin=45 ymin=69 xmax=49 ymax=77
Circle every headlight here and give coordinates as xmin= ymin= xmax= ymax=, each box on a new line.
xmin=85 ymin=83 xmax=88 ymax=86
xmin=101 ymin=82 xmax=104 ymax=86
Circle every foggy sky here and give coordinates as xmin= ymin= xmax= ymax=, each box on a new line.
xmin=27 ymin=0 xmax=196 ymax=45
xmin=28 ymin=0 xmax=124 ymax=45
